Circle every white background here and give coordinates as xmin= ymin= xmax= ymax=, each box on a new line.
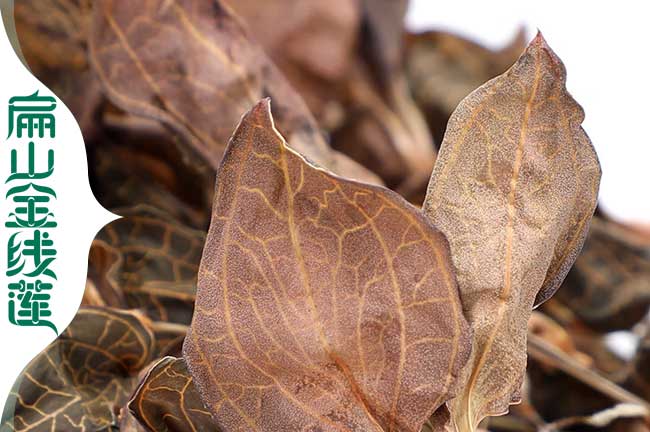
xmin=407 ymin=0 xmax=650 ymax=226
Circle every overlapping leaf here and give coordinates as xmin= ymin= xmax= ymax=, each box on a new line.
xmin=89 ymin=0 xmax=379 ymax=185
xmin=128 ymin=357 xmax=219 ymax=432
xmin=183 ymin=100 xmax=470 ymax=431
xmin=423 ymin=34 xmax=601 ymax=430
xmin=90 ymin=120 xmax=214 ymax=230
xmin=1 ymin=307 xmax=156 ymax=432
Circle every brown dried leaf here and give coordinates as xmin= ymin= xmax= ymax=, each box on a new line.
xmin=129 ymin=357 xmax=219 ymax=432
xmin=89 ymin=119 xmax=214 ymax=230
xmin=555 ymin=217 xmax=650 ymax=331
xmin=183 ymin=100 xmax=470 ymax=431
xmin=89 ymin=0 xmax=380 ymax=185
xmin=1 ymin=307 xmax=156 ymax=431
xmin=88 ymin=207 xmax=205 ymax=325
xmin=423 ymin=34 xmax=601 ymax=430
xmin=225 ymin=0 xmax=360 ymax=116
xmin=14 ymin=0 xmax=104 ymax=138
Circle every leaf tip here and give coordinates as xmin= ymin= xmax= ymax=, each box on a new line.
xmin=250 ymin=97 xmax=272 ymax=117
xmin=525 ymin=30 xmax=565 ymax=77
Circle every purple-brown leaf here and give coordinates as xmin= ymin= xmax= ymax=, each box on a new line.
xmin=183 ymin=99 xmax=470 ymax=431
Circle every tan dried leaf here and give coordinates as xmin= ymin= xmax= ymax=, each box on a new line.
xmin=183 ymin=99 xmax=470 ymax=431
xmin=422 ymin=33 xmax=601 ymax=430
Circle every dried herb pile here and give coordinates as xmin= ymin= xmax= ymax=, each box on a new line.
xmin=2 ymin=1 xmax=649 ymax=431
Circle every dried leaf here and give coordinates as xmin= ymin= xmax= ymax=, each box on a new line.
xmin=183 ymin=100 xmax=470 ymax=431
xmin=129 ymin=357 xmax=219 ymax=432
xmin=226 ymin=0 xmax=360 ymax=116
xmin=1 ymin=307 xmax=156 ymax=431
xmin=89 ymin=119 xmax=214 ymax=229
xmin=89 ymin=0 xmax=380 ymax=185
xmin=422 ymin=34 xmax=601 ymax=430
xmin=88 ymin=207 xmax=205 ymax=326
xmin=14 ymin=0 xmax=104 ymax=138
xmin=555 ymin=217 xmax=650 ymax=331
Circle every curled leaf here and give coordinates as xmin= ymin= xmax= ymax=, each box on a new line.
xmin=1 ymin=307 xmax=156 ymax=431
xmin=423 ymin=33 xmax=601 ymax=430
xmin=129 ymin=357 xmax=219 ymax=432
xmin=184 ymin=99 xmax=470 ymax=431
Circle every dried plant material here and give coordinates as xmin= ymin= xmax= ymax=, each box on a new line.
xmin=89 ymin=0 xmax=380 ymax=185
xmin=539 ymin=403 xmax=649 ymax=432
xmin=14 ymin=0 xmax=103 ymax=138
xmin=1 ymin=307 xmax=156 ymax=431
xmin=334 ymin=0 xmax=435 ymax=196
xmin=230 ymin=0 xmax=434 ymax=196
xmin=422 ymin=33 xmax=601 ymax=430
xmin=556 ymin=217 xmax=650 ymax=331
xmin=528 ymin=333 xmax=648 ymax=410
xmin=226 ymin=0 xmax=360 ymax=116
xmin=528 ymin=311 xmax=593 ymax=369
xmin=624 ymin=329 xmax=650 ymax=400
xmin=119 ymin=407 xmax=149 ymax=432
xmin=88 ymin=207 xmax=204 ymax=325
xmin=90 ymin=119 xmax=214 ymax=230
xmin=405 ymin=28 xmax=526 ymax=145
xmin=336 ymin=64 xmax=435 ymax=196
xmin=11 ymin=1 xmax=639 ymax=430
xmin=183 ymin=100 xmax=470 ymax=431
xmin=129 ymin=357 xmax=218 ymax=432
